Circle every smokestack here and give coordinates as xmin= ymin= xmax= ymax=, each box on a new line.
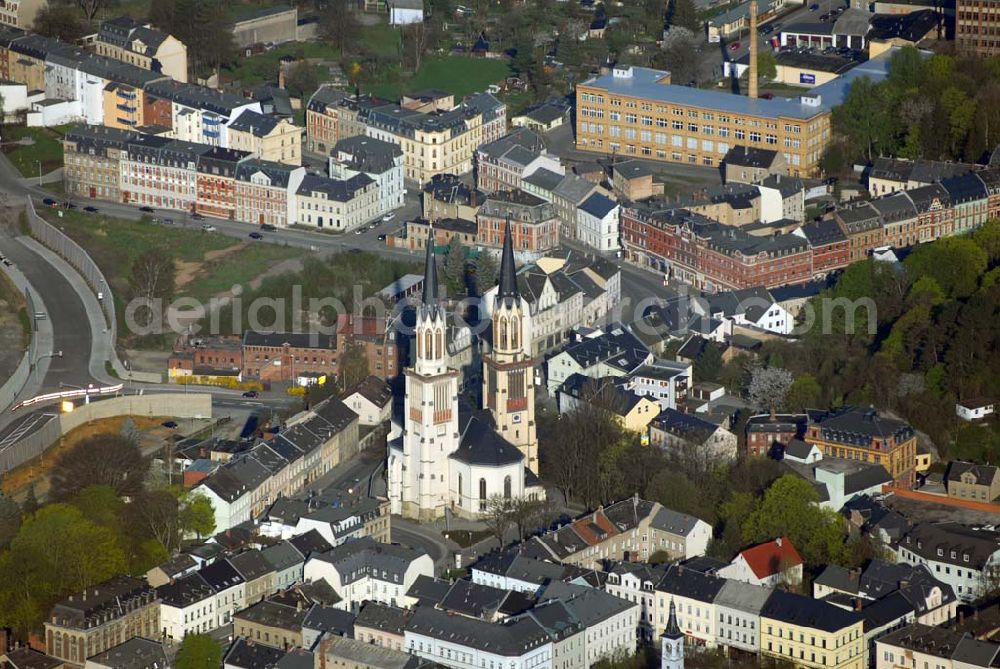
xmin=749 ymin=0 xmax=759 ymax=100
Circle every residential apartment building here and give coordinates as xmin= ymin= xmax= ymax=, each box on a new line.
xmin=296 ymin=173 xmax=379 ymax=231
xmin=44 ymin=576 xmax=160 ymax=666
xmin=0 ymin=0 xmax=44 ymax=29
xmin=144 ymin=79 xmax=261 ymax=148
xmin=521 ymin=497 xmax=712 ymax=569
xmin=714 ymin=579 xmax=771 ymax=654
xmin=577 ymin=192 xmax=620 ymax=252
xmin=867 ymin=157 xmax=977 ymax=196
xmin=576 ymin=65 xmax=831 ymax=175
xmin=62 ymin=125 xmax=133 ymax=202
xmin=93 ymin=16 xmax=188 ymax=83
xmin=957 ymin=0 xmax=1000 ymax=55
xmin=196 ymin=147 xmax=250 ymax=220
xmin=400 ymin=217 xmax=478 ymax=251
xmin=359 ymin=93 xmax=506 ymax=184
xmin=481 ymin=251 xmax=622 ymax=356
xmin=895 ymin=523 xmax=1000 ymax=602
xmin=759 ymin=589 xmax=865 ymax=669
xmin=945 ymin=462 xmax=1000 ymax=502
xmin=303 ymin=537 xmax=434 ymax=611
xmin=157 ymin=573 xmax=216 ymax=640
xmin=474 ymin=127 xmax=557 ymax=193
xmin=653 ymin=565 xmax=726 ymax=643
xmin=197 ymin=396 xmax=360 ymax=531
xmin=233 ymin=159 xmax=306 ymax=228
xmin=228 ymin=110 xmax=302 ymax=165
xmin=621 ymin=205 xmax=813 ymax=292
xmin=120 ymin=135 xmax=211 ymax=212
xmin=305 ymin=85 xmax=349 ymax=154
xmin=421 ymin=173 xmax=484 ymax=222
xmin=805 ymin=407 xmax=918 ymax=486
xmin=876 ymin=624 xmax=1000 ymax=669
xmin=476 ymin=189 xmax=559 ymax=255
xmin=329 ymin=135 xmax=405 ymax=218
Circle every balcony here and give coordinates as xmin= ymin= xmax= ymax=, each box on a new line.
xmin=116 ymin=104 xmax=136 ymax=113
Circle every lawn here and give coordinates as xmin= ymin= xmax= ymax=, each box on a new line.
xmin=369 ymin=56 xmax=512 ymax=100
xmin=222 ymin=41 xmax=341 ymax=88
xmin=2 ymin=126 xmax=66 ymax=178
xmin=37 ymin=209 xmax=303 ymax=305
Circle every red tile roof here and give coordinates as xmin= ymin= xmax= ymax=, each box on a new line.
xmin=739 ymin=537 xmax=803 ymax=579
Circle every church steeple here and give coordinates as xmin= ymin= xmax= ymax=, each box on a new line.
xmin=661 ymin=599 xmax=684 ymax=669
xmin=422 ymin=225 xmax=439 ymax=306
xmin=498 ymin=216 xmax=518 ymax=300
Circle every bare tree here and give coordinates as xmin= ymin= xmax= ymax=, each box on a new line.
xmin=746 ymin=366 xmax=794 ymax=419
xmin=51 ymin=433 xmax=148 ymax=501
xmin=482 ymin=495 xmax=515 ymax=548
xmin=402 ymin=22 xmax=430 ymax=72
xmin=510 ymin=497 xmax=550 ymax=542
xmin=75 ymin=0 xmax=106 ymax=22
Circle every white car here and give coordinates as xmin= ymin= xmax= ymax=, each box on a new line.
xmin=201 ymin=224 xmax=216 ymax=232
xmin=382 ymin=212 xmax=396 ymax=222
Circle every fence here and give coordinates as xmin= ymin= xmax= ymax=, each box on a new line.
xmin=25 ymin=199 xmax=161 ymax=383
xmin=0 ymin=267 xmax=37 ymax=413
xmin=0 ymin=393 xmax=213 ymax=474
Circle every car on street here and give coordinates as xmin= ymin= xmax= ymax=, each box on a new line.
xmin=83 ymin=206 xmax=99 ymax=213
xmin=820 ymin=12 xmax=830 ymax=20
xmin=377 ymin=234 xmax=386 ymax=241
xmin=139 ymin=206 xmax=155 ymax=213
xmin=249 ymin=231 xmax=263 ymax=240
xmin=42 ymin=197 xmax=56 ymax=206
xmin=260 ymin=223 xmax=276 ymax=232
xmin=242 ymin=390 xmax=259 ymax=398
xmin=201 ymin=224 xmax=216 ymax=232
xmin=760 ymin=92 xmax=775 ymax=99
xmin=162 ymin=218 xmax=175 ymax=225
xmin=161 ymin=420 xmax=178 ymax=429
xmin=729 ymin=41 xmax=740 ymax=51
xmin=354 ymin=228 xmax=363 ymax=234
xmin=382 ymin=212 xmax=396 ymax=222
xmin=809 ymin=3 xmax=819 ymax=9
xmin=191 ymin=212 xmax=204 ymax=220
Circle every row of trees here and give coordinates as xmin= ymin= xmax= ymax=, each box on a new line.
xmin=442 ymin=236 xmax=499 ymax=296
xmin=831 ymin=46 xmax=1000 ymax=169
xmin=0 ymin=429 xmax=215 ymax=635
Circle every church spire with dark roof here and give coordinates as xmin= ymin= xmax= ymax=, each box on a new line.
xmin=664 ymin=599 xmax=683 ymax=639
xmin=422 ymin=224 xmax=438 ymax=306
xmin=498 ymin=215 xmax=518 ymax=299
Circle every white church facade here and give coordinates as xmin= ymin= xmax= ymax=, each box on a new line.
xmin=387 ymin=220 xmax=544 ymax=521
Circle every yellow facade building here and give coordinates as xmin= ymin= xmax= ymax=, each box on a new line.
xmin=805 ymin=408 xmax=918 ymax=486
xmin=102 ymin=82 xmax=144 ymax=129
xmin=761 ymin=590 xmax=865 ymax=669
xmin=228 ymin=110 xmax=302 ymax=166
xmin=94 ymin=17 xmax=188 ymax=83
xmin=575 ymin=65 xmax=831 ymax=176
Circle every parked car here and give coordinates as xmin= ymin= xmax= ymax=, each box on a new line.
xmin=809 ymin=3 xmax=819 ymax=9
xmin=260 ymin=223 xmax=276 ymax=232
xmin=242 ymin=390 xmax=259 ymax=398
xmin=377 ymin=234 xmax=387 ymax=241
xmin=249 ymin=231 xmax=263 ymax=240
xmin=139 ymin=206 xmax=155 ymax=213
xmin=819 ymin=12 xmax=830 ymax=20
xmin=191 ymin=212 xmax=204 ymax=220
xmin=729 ymin=41 xmax=741 ymax=51
xmin=760 ymin=92 xmax=775 ymax=99
xmin=83 ymin=206 xmax=99 ymax=213
xmin=162 ymin=218 xmax=175 ymax=225
xmin=161 ymin=420 xmax=178 ymax=429
xmin=42 ymin=197 xmax=56 ymax=206
xmin=382 ymin=212 xmax=396 ymax=222
xmin=201 ymin=224 xmax=216 ymax=232
xmin=354 ymin=228 xmax=363 ymax=235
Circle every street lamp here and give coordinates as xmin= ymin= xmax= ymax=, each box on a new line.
xmin=30 ymin=349 xmax=62 ymax=372
xmin=35 ymin=160 xmax=41 ymax=187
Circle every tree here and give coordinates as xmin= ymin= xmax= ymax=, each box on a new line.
xmin=180 ymin=492 xmax=216 ymax=539
xmin=833 ymin=77 xmax=896 ymax=161
xmin=75 ymin=0 xmax=107 ymax=21
xmin=904 ymin=236 xmax=989 ymax=299
xmin=284 ymin=61 xmax=319 ymax=99
xmin=786 ymin=374 xmax=822 ymax=412
xmin=176 ymin=634 xmax=223 ymax=669
xmin=482 ymin=495 xmax=514 ymax=548
xmin=71 ymin=485 xmax=124 ymax=529
xmin=32 ymin=5 xmax=86 ymax=41
xmin=21 ymin=484 xmax=38 ymax=516
xmin=51 ymin=433 xmax=148 ymax=501
xmin=320 ymin=0 xmax=360 ymax=54
xmin=510 ymin=497 xmax=547 ymax=542
xmin=128 ymin=248 xmax=176 ymax=337
xmin=0 ymin=504 xmax=127 ymax=635
xmin=402 ymin=22 xmax=430 ymax=72
xmin=667 ymin=0 xmax=699 ymax=33
xmin=743 ymin=475 xmax=847 ymax=566
xmin=757 ymin=51 xmax=777 ymax=82
xmin=474 ymin=250 xmax=499 ymax=294
xmin=694 ymin=342 xmax=723 ymax=383
xmin=128 ymin=489 xmax=181 ymax=553
xmin=0 ymin=493 xmax=20 ymax=549
xmin=339 ymin=339 xmax=370 ymax=391
xmin=443 ymin=236 xmax=467 ymax=294
xmin=746 ymin=366 xmax=794 ymax=418
xmin=659 ymin=27 xmax=701 ymax=87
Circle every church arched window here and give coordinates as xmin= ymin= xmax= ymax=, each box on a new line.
xmin=479 ymin=478 xmax=487 ymax=500
xmin=435 ymin=328 xmax=444 ymax=359
xmin=424 ymin=330 xmax=433 ymax=360
xmin=458 ymin=473 xmax=463 ymax=499
xmin=511 ymin=316 xmax=519 ymax=349
xmin=504 ymin=475 xmax=512 ymax=499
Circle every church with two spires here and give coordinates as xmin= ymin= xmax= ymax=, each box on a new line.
xmin=387 ymin=220 xmax=546 ymax=521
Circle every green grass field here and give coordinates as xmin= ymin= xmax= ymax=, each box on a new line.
xmin=39 ymin=210 xmax=303 ymax=304
xmin=223 ymin=41 xmax=342 ymax=87
xmin=2 ymin=127 xmax=66 ymax=178
xmin=369 ymin=56 xmax=512 ymax=100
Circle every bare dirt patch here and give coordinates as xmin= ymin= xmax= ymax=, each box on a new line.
xmin=2 ymin=415 xmax=168 ymax=501
xmin=174 ymin=242 xmax=248 ymax=290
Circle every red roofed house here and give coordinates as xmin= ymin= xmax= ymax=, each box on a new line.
xmin=718 ymin=537 xmax=804 ymax=588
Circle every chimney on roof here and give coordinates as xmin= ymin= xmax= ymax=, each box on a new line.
xmin=854 ymin=598 xmax=863 ymax=611
xmin=775 ymin=537 xmax=782 ymax=547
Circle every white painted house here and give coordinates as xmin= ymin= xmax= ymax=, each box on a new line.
xmin=704 ymin=286 xmax=794 ymax=335
xmin=957 ymin=399 xmax=995 ymax=422
xmin=387 ymin=0 xmax=424 ymax=24
xmin=718 ymin=537 xmax=804 ymax=588
xmin=577 ymin=192 xmax=620 ymax=252
xmin=156 ymin=573 xmax=216 ymax=641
